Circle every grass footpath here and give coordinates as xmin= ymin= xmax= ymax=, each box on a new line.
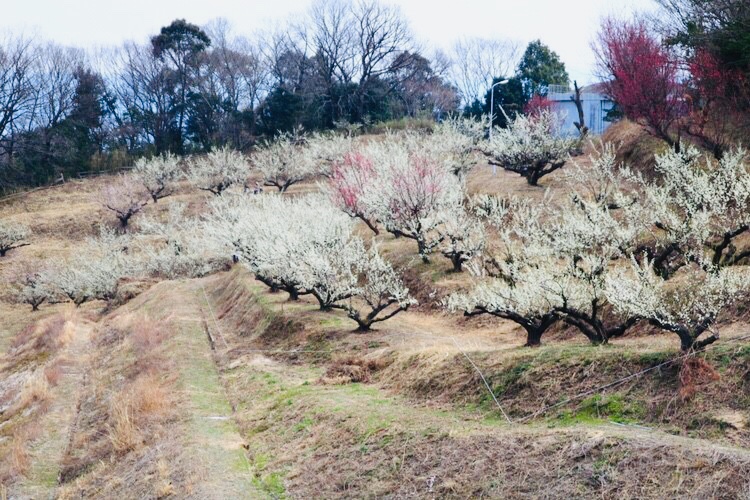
xmin=166 ymin=285 xmax=259 ymax=498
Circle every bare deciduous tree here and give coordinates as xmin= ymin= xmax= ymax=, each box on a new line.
xmin=449 ymin=37 xmax=520 ymax=106
xmin=99 ymin=174 xmax=150 ymax=227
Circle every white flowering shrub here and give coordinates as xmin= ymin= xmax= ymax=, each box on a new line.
xmin=420 ymin=116 xmax=484 ymax=178
xmin=606 ymin=258 xmax=750 ymax=350
xmin=450 ymin=149 xmax=650 ymax=346
xmin=186 ymin=147 xmax=249 ymax=195
xmin=134 ymin=153 xmax=181 ymax=202
xmin=446 ymin=263 xmax=560 ymax=346
xmin=484 ymin=110 xmax=579 ymax=186
xmin=634 ymin=147 xmax=750 ymax=275
xmin=206 ymin=193 xmax=414 ymax=329
xmin=135 ymin=203 xmax=226 ymax=279
xmin=438 ymin=208 xmax=486 ymax=272
xmin=48 ymin=228 xmax=133 ymax=306
xmin=307 ymin=132 xmax=354 ymax=178
xmin=448 ymin=196 xmax=563 ymax=345
xmin=10 ymin=263 xmax=55 ymax=311
xmin=252 ymin=133 xmax=316 ymax=192
xmin=99 ymin=174 xmax=150 ymax=228
xmin=329 ymin=245 xmax=416 ymax=331
xmin=0 ymin=220 xmax=30 ymax=257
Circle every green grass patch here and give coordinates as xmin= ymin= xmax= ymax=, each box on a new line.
xmin=553 ymin=394 xmax=646 ymax=426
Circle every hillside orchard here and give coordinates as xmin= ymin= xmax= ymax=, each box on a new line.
xmin=6 ymin=113 xmax=750 ymax=352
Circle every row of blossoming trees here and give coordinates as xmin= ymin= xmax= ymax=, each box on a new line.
xmin=3 ymin=111 xmax=750 ymax=350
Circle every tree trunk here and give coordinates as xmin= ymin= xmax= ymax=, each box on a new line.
xmin=417 ymin=239 xmax=430 ymax=263
xmin=524 ymin=327 xmax=544 ymax=347
xmin=451 ymin=255 xmax=463 ymax=273
xmin=571 ymin=80 xmax=588 ymax=137
xmin=360 ymin=216 xmax=379 ymax=235
xmin=355 ymin=321 xmax=371 ymax=332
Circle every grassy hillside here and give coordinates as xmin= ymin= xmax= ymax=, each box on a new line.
xmin=1 ymin=146 xmax=750 ymax=498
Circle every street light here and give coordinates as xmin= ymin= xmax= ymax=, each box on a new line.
xmin=489 ymin=79 xmax=510 ymax=142
xmin=489 ymin=79 xmax=509 ymax=175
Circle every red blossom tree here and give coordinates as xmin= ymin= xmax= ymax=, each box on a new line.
xmin=594 ymin=17 xmax=685 ymax=150
xmin=524 ymin=94 xmax=554 ymax=117
xmin=684 ymin=49 xmax=745 ymax=158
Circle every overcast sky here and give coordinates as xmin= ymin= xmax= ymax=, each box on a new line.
xmin=2 ymin=0 xmax=656 ymax=84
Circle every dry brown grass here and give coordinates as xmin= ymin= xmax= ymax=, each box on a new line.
xmin=107 ymin=374 xmax=172 ymax=453
xmin=43 ymin=359 xmax=65 ymax=387
xmin=17 ymin=371 xmax=52 ymax=409
xmin=7 ymin=436 xmax=30 ymax=479
xmin=7 ymin=314 xmax=72 ymax=362
xmin=129 ymin=317 xmax=169 ymax=357
xmin=322 ymin=355 xmax=391 ymax=384
xmin=108 ymin=397 xmax=141 ymax=453
xmin=679 ymin=357 xmax=721 ymax=400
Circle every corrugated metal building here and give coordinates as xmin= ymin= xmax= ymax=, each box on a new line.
xmin=546 ymin=83 xmax=615 ymax=136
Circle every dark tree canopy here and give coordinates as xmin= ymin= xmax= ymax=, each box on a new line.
xmin=517 ymin=40 xmax=570 ymax=100
xmin=151 ymin=19 xmax=211 ymax=62
xmin=484 ymin=76 xmax=526 ymax=128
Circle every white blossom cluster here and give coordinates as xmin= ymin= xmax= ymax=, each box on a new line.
xmin=449 ymin=146 xmax=750 ymax=351
xmin=402 ymin=116 xmax=484 ymax=178
xmin=251 ymin=132 xmax=316 ymax=192
xmin=186 ymin=146 xmax=250 ymax=195
xmin=98 ymin=174 xmax=151 ymax=228
xmin=635 ymin=147 xmax=750 ymax=272
xmin=605 ymin=257 xmax=750 ymax=350
xmin=484 ymin=110 xmax=579 ymax=186
xmin=134 ymin=152 xmax=182 ymax=203
xmin=306 ymin=132 xmax=354 ymax=178
xmin=29 ymin=227 xmax=135 ymax=307
xmin=135 ymin=203 xmax=227 ymax=279
xmin=205 ymin=193 xmax=415 ymax=330
xmin=0 ymin=220 xmax=30 ymax=257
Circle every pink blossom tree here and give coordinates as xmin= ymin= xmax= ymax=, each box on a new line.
xmin=328 ymin=151 xmax=380 ymax=235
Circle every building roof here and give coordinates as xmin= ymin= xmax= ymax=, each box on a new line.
xmin=546 ymin=82 xmax=611 ymax=102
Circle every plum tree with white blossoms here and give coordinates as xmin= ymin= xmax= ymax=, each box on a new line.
xmin=631 ymin=147 xmax=750 ymax=276
xmin=0 ymin=220 xmax=30 ymax=257
xmin=9 ymin=262 xmax=55 ymax=311
xmin=307 ymin=132 xmax=354 ymax=178
xmin=418 ymin=116 xmax=483 ymax=178
xmin=438 ymin=208 xmax=486 ymax=272
xmin=136 ymin=203 xmax=226 ymax=279
xmin=134 ymin=153 xmax=182 ymax=203
xmin=252 ymin=132 xmax=316 ymax=192
xmin=447 ymin=263 xmax=560 ymax=346
xmin=606 ymin=258 xmax=750 ymax=350
xmin=450 ymin=149 xmax=650 ymax=346
xmin=47 ymin=228 xmax=133 ymax=306
xmin=206 ymin=193 xmax=415 ymax=329
xmin=186 ymin=146 xmax=249 ymax=195
xmin=329 ymin=245 xmax=416 ymax=331
xmin=484 ymin=110 xmax=579 ymax=186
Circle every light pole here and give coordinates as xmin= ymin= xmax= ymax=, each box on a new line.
xmin=489 ymin=79 xmax=509 ymax=175
xmin=488 ymin=79 xmax=510 ymax=141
